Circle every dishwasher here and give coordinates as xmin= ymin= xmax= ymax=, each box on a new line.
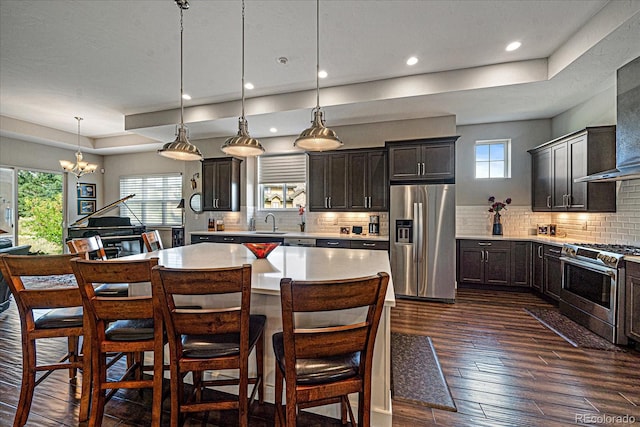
xmin=283 ymin=238 xmax=316 ymax=247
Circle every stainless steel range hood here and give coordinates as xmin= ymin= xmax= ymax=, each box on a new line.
xmin=576 ymin=56 xmax=640 ymax=183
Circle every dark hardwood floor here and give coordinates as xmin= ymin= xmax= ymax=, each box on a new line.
xmin=1 ymin=289 xmax=639 ymax=426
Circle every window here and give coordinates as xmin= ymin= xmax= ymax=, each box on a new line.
xmin=475 ymin=139 xmax=511 ymax=178
xmin=258 ymin=155 xmax=306 ymax=210
xmin=120 ymin=173 xmax=182 ymax=226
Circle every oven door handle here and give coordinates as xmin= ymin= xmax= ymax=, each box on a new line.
xmin=560 ymin=257 xmax=616 ymax=277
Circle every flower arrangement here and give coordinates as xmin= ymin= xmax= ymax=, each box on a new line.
xmin=488 ymin=196 xmax=512 ymax=213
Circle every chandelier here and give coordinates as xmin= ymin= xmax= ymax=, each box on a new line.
xmin=294 ymin=0 xmax=343 ymax=152
xmin=59 ymin=116 xmax=98 ymax=179
xmin=158 ymin=0 xmax=203 ymax=161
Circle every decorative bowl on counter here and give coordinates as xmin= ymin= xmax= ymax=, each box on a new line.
xmin=243 ymin=242 xmax=281 ymax=259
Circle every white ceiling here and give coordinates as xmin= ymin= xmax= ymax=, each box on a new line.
xmin=1 ymin=0 xmax=639 ymax=155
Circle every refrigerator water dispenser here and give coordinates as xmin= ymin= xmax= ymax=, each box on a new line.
xmin=395 ymin=220 xmax=413 ymax=243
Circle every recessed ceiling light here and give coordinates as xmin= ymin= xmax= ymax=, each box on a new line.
xmin=506 ymin=41 xmax=521 ymax=52
xmin=269 ymin=127 xmax=278 ymax=133
xmin=406 ymin=56 xmax=418 ymax=66
xmin=182 ymin=93 xmax=191 ymax=100
xmin=244 ymin=82 xmax=254 ymax=90
xmin=318 ymin=70 xmax=328 ymax=79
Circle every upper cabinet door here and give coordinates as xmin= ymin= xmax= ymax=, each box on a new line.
xmin=531 ymin=148 xmax=552 ymax=211
xmin=367 ymin=150 xmax=388 ymax=211
xmin=529 ymin=126 xmax=616 ymax=213
xmin=307 ymin=153 xmax=348 ymax=211
xmin=387 ymin=136 xmax=458 ymax=183
xmin=347 ymin=149 xmax=388 ymax=211
xmin=326 ymin=154 xmax=348 ymax=210
xmin=201 ymin=157 xmax=241 ymax=212
xmin=348 ymin=151 xmax=368 ymax=210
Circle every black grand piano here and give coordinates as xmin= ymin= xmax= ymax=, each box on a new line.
xmin=67 ymin=194 xmax=146 ymax=258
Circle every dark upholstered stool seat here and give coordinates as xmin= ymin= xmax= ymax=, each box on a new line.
xmin=182 ymin=314 xmax=266 ymax=358
xmin=272 ymin=332 xmax=360 ymax=385
xmin=35 ymin=306 xmax=83 ymax=329
xmin=105 ymin=318 xmax=155 ymax=341
xmin=94 ymin=282 xmax=129 ymax=297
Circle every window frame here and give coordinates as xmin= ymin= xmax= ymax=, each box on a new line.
xmin=257 ymin=154 xmax=307 ymax=212
xmin=119 ymin=173 xmax=183 ymax=227
xmin=474 ymin=138 xmax=511 ymax=179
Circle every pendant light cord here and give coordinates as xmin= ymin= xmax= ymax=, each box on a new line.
xmin=241 ymin=0 xmax=246 ymax=119
xmin=179 ymin=6 xmax=185 ymax=127
xmin=316 ymin=0 xmax=320 ymax=110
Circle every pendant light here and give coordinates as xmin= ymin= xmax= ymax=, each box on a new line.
xmin=158 ymin=0 xmax=203 ymax=161
xmin=294 ymin=0 xmax=342 ymax=152
xmin=59 ymin=116 xmax=98 ymax=180
xmin=221 ymin=0 xmax=265 ymax=157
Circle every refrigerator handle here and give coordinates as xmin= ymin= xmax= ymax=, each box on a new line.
xmin=413 ymin=202 xmax=419 ymax=263
xmin=416 ymin=202 xmax=423 ymax=264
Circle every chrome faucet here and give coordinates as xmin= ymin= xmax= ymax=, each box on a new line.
xmin=265 ymin=213 xmax=277 ymax=232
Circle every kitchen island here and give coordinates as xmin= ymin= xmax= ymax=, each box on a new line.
xmin=125 ymin=242 xmax=395 ymax=426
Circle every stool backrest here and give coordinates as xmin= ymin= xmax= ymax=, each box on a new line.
xmin=142 ymin=230 xmax=163 ymax=252
xmin=0 ymin=253 xmax=82 ymax=327
xmin=67 ymin=236 xmax=108 ymax=260
xmin=280 ymin=272 xmax=389 ymax=379
xmin=151 ymin=264 xmax=252 ymax=354
xmin=71 ymin=257 xmax=158 ymax=326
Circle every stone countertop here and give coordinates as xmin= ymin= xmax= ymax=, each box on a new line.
xmin=625 ymin=255 xmax=640 ymax=265
xmin=189 ymin=230 xmax=389 ymax=242
xmin=456 ymin=234 xmax=575 ymax=246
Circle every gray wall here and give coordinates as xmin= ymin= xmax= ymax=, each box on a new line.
xmin=551 ymin=85 xmax=616 ymax=138
xmin=454 ymin=119 xmax=551 ymax=206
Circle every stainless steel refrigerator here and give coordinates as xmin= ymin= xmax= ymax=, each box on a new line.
xmin=390 ymin=184 xmax=456 ymax=301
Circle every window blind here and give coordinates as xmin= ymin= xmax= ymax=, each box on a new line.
xmin=258 ymin=155 xmax=306 ymax=184
xmin=119 ymin=173 xmax=182 ymax=226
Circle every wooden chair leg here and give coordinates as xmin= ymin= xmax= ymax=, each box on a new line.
xmin=67 ymin=336 xmax=79 ymax=379
xmin=15 ymin=339 xmax=36 ymax=427
xmin=256 ymin=331 xmax=264 ymax=404
xmin=89 ymin=349 xmax=106 ymax=427
xmin=274 ymin=365 xmax=283 ymax=427
xmin=151 ymin=339 xmax=164 ymax=426
xmin=285 ymin=371 xmax=297 ymax=427
xmin=79 ymin=334 xmax=92 ymax=422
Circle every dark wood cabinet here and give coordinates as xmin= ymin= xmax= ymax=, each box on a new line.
xmin=531 ymin=149 xmax=552 ymax=211
xmin=543 ymin=245 xmax=563 ymax=301
xmin=625 ymin=262 xmax=640 ymax=342
xmin=532 ymin=242 xmax=545 ymax=292
xmin=387 ymin=136 xmax=457 ymax=183
xmin=511 ymin=241 xmax=531 ymax=287
xmin=308 ymin=153 xmax=348 ymax=211
xmin=348 ymin=149 xmax=388 ymax=211
xmin=309 ymin=149 xmax=388 ymax=212
xmin=457 ymin=240 xmax=511 ymax=286
xmin=202 ymin=157 xmax=242 ymax=212
xmin=529 ymin=126 xmax=616 ymax=212
xmin=191 ymin=234 xmax=284 ymax=244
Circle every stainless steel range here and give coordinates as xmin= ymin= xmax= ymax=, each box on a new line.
xmin=560 ymin=243 xmax=640 ymax=345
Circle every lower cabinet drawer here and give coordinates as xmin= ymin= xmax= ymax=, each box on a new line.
xmin=316 ymin=239 xmax=350 ymax=248
xmin=351 ymin=240 xmax=389 ymax=251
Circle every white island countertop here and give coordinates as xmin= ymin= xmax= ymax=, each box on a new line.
xmin=125 ymin=242 xmax=395 ymax=305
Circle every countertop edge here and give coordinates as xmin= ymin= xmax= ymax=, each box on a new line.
xmin=190 ymin=230 xmax=389 ymax=241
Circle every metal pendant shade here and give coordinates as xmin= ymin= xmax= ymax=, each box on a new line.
xmin=158 ymin=0 xmax=203 ymax=161
xmin=294 ymin=0 xmax=342 ymax=152
xmin=221 ymin=0 xmax=264 ymax=157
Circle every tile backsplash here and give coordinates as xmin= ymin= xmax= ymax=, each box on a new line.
xmin=201 ymin=208 xmax=389 ymax=236
xmin=457 ymin=179 xmax=640 ymax=245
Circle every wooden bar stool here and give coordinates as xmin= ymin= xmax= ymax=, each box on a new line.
xmin=151 ymin=264 xmax=265 ymax=427
xmin=67 ymin=236 xmax=129 ymax=297
xmin=71 ymin=257 xmax=163 ymax=427
xmin=0 ymin=253 xmax=91 ymax=427
xmin=142 ymin=230 xmax=164 ymax=252
xmin=273 ymin=273 xmax=389 ymax=427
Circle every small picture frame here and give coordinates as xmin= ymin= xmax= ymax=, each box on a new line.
xmin=340 ymin=227 xmax=350 ymax=235
xmin=77 ymin=183 xmax=96 ymax=199
xmin=77 ymin=199 xmax=96 ymax=215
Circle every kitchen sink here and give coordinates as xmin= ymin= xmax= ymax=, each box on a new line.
xmin=251 ymin=231 xmax=287 ymax=235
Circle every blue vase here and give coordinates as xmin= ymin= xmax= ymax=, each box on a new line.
xmin=492 ymin=213 xmax=502 ymax=235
